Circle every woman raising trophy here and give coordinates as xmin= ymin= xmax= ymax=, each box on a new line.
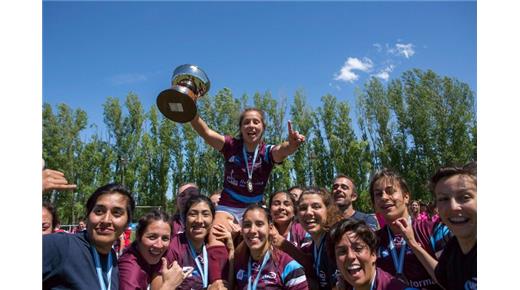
xmin=157 ymin=65 xmax=305 ymax=287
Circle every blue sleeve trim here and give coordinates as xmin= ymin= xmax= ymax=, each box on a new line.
xmin=281 ymin=260 xmax=303 ymax=283
xmin=264 ymin=144 xmax=272 ymax=163
xmin=430 ymin=223 xmax=451 ymax=251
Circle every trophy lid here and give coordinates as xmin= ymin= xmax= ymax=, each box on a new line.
xmin=171 ymin=64 xmax=210 ymax=97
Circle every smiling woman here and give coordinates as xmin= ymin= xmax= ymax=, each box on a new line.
xmin=188 ymin=107 xmax=306 ymax=285
xmin=118 ymin=210 xmax=185 ymax=290
xmin=268 ymin=190 xmax=310 ymax=249
xmin=369 ymin=169 xmax=451 ymax=289
xmin=152 ymin=195 xmax=235 ymax=290
xmin=234 ymin=204 xmax=309 ymax=290
xmin=429 ymin=162 xmax=477 ymax=290
xmin=330 ymin=219 xmax=408 ymax=290
xmin=296 ymin=188 xmax=343 ymax=290
xmin=43 ymin=183 xmax=135 ymax=290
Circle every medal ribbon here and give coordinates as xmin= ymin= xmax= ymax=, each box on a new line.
xmin=242 ymin=144 xmax=260 ymax=188
xmin=188 ymin=240 xmax=208 ymax=288
xmin=248 ymin=251 xmax=270 ymax=290
xmin=313 ymin=234 xmax=326 ymax=278
xmin=387 ymin=223 xmax=409 ymax=276
xmin=90 ymin=246 xmax=113 ymax=290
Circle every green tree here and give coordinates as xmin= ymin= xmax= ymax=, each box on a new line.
xmin=357 ymin=69 xmax=476 ymax=201
xmin=42 ymin=103 xmax=87 ymax=224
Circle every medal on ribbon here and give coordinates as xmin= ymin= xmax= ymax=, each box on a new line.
xmin=387 ymin=225 xmax=410 ymax=286
xmin=247 ymin=179 xmax=253 ymax=193
xmin=242 ymin=144 xmax=259 ymax=193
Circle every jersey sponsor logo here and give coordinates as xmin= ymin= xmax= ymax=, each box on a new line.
xmin=236 ymin=269 xmax=245 ymax=281
xmin=464 ymin=277 xmax=477 ymax=290
xmin=260 ymin=272 xmax=277 ymax=285
xmin=261 ymin=271 xmax=277 ymax=281
xmin=225 ymin=175 xmax=239 ymax=186
xmin=408 ymin=278 xmax=434 ymax=288
xmin=228 ymin=155 xmax=241 ymax=166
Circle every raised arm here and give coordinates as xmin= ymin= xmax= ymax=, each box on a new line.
xmin=271 ymin=121 xmax=306 ymax=163
xmin=190 ymin=113 xmax=226 ymax=151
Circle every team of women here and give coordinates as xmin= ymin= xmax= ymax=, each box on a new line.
xmin=42 ymin=107 xmax=477 ymax=290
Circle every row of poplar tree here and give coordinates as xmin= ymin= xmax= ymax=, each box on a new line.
xmin=43 ymin=68 xmax=476 ymax=225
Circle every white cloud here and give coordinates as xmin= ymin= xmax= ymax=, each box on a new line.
xmin=108 ymin=73 xmax=147 ymax=85
xmin=373 ymin=65 xmax=395 ymax=81
xmin=334 ymin=57 xmax=373 ymax=83
xmin=389 ymin=43 xmax=415 ymax=58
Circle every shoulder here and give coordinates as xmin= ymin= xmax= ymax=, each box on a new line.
xmin=413 ymin=219 xmax=451 ymax=253
xmin=118 ymin=246 xmax=145 ymax=275
xmin=221 ymin=136 xmax=244 ymax=158
xmin=43 ymin=232 xmax=88 ymax=254
xmin=222 ymin=135 xmax=240 ymax=149
xmin=168 ymin=233 xmax=189 ymax=256
xmin=375 ymin=268 xmax=408 ymax=290
xmin=273 ymin=249 xmax=307 ymax=286
xmin=353 ymin=211 xmax=376 ymax=221
xmin=118 ymin=243 xmax=140 ymax=265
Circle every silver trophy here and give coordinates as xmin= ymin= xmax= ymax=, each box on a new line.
xmin=156 ymin=64 xmax=210 ymax=123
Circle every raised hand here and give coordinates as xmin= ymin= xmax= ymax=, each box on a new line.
xmin=392 ymin=217 xmax=418 ymax=247
xmin=42 ymin=169 xmax=77 ymax=193
xmin=269 ymin=226 xmax=286 ymax=248
xmin=160 ymin=258 xmax=191 ymax=289
xmin=287 ymin=120 xmax=305 ymax=149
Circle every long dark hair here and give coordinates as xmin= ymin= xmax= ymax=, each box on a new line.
xmin=182 ymin=195 xmax=215 ymax=227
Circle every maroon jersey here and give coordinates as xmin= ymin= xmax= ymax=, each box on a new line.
xmin=300 ymin=234 xmax=339 ymax=290
xmin=118 ymin=242 xmax=162 ymax=290
xmin=286 ymin=221 xmax=312 ymax=249
xmin=376 ymin=219 xmax=451 ymax=289
xmin=219 ymin=135 xmax=275 ymax=208
xmin=164 ymin=233 xmax=205 ymax=290
xmin=341 ymin=267 xmax=409 ymax=290
xmin=234 ymin=248 xmax=308 ymax=290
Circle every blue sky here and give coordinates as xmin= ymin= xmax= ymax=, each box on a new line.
xmin=43 ymin=1 xmax=476 ymax=138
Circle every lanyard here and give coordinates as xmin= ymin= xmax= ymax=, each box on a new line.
xmin=283 ymin=222 xmax=292 ymax=243
xmin=247 ymin=251 xmax=270 ymax=290
xmin=313 ymin=234 xmax=326 ymax=278
xmin=285 ymin=231 xmax=291 ymax=243
xmin=387 ymin=226 xmax=408 ymax=275
xmin=90 ymin=246 xmax=113 ymax=290
xmin=188 ymin=240 xmax=208 ymax=288
xmin=242 ymin=144 xmax=260 ymax=187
